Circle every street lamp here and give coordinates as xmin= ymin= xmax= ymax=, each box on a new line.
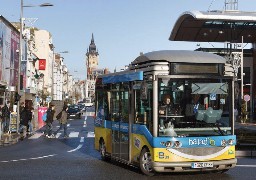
xmin=18 ymin=0 xmax=53 ymax=128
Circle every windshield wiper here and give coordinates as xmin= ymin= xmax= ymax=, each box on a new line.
xmin=213 ymin=122 xmax=226 ymax=136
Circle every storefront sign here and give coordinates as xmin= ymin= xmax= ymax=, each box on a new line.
xmin=39 ymin=59 xmax=46 ymax=70
xmin=10 ymin=112 xmax=18 ymax=132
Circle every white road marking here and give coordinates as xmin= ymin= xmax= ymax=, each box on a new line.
xmin=56 ymin=133 xmax=61 ymax=138
xmin=83 ymin=120 xmax=87 ymax=127
xmin=86 ymin=112 xmax=95 ymax=116
xmin=28 ymin=132 xmax=44 ymax=139
xmin=28 ymin=131 xmax=83 ymax=139
xmin=80 ymin=137 xmax=84 ymax=143
xmin=56 ymin=123 xmax=70 ymax=128
xmin=237 ymin=165 xmax=256 ymax=168
xmin=87 ymin=131 xmax=95 ymax=138
xmin=67 ymin=137 xmax=84 ymax=153
xmin=69 ymin=132 xmax=79 ymax=138
xmin=0 ymin=154 xmax=57 ymax=163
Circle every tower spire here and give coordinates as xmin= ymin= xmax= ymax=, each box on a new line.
xmin=91 ymin=33 xmax=94 ymax=43
xmin=86 ymin=33 xmax=98 ymax=56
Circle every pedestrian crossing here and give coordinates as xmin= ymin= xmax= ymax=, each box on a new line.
xmin=27 ymin=115 xmax=94 ymax=140
xmin=28 ymin=131 xmax=95 ymax=139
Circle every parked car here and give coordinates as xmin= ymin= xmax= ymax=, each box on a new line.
xmin=67 ymin=105 xmax=81 ymax=119
xmin=78 ymin=104 xmax=86 ymax=112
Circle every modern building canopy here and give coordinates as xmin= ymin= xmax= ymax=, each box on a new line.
xmin=169 ymin=10 xmax=256 ymax=43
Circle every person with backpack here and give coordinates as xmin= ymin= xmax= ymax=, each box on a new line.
xmin=44 ymin=104 xmax=55 ymax=138
xmin=2 ymin=103 xmax=10 ymax=133
xmin=52 ymin=105 xmax=69 ymax=138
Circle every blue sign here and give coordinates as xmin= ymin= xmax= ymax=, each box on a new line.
xmin=210 ymin=93 xmax=216 ymax=100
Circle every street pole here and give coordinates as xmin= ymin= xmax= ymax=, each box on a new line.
xmin=241 ymin=36 xmax=244 ymax=100
xmin=52 ymin=49 xmax=55 ymax=99
xmin=17 ymin=1 xmax=53 ymax=131
xmin=17 ymin=0 xmax=24 ymax=129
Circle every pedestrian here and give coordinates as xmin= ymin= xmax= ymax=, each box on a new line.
xmin=53 ymin=105 xmax=69 ymax=138
xmin=18 ymin=105 xmax=30 ymax=140
xmin=20 ymin=102 xmax=25 ymax=113
xmin=44 ymin=104 xmax=55 ymax=138
xmin=2 ymin=102 xmax=10 ymax=133
xmin=27 ymin=107 xmax=34 ymax=135
xmin=0 ymin=105 xmax=3 ymax=136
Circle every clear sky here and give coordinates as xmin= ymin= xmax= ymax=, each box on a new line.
xmin=0 ymin=0 xmax=255 ymax=79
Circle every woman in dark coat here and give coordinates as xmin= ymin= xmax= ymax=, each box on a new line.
xmin=19 ymin=105 xmax=31 ymax=139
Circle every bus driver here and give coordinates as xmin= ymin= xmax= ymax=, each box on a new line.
xmin=159 ymin=94 xmax=174 ymax=115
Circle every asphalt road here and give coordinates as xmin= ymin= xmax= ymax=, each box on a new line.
xmin=0 ymin=108 xmax=255 ymax=180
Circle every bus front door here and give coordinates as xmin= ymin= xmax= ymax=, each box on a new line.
xmin=112 ymin=123 xmax=129 ymax=161
xmin=112 ymin=91 xmax=129 ymax=161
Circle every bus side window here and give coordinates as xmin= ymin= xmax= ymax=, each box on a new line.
xmin=134 ymin=82 xmax=153 ymax=130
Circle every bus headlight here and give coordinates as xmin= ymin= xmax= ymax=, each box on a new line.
xmin=165 ymin=141 xmax=173 ymax=148
xmin=174 ymin=141 xmax=182 ymax=148
xmin=227 ymin=139 xmax=234 ymax=145
xmin=221 ymin=139 xmax=227 ymax=146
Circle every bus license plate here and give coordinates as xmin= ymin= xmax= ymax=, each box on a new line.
xmin=191 ymin=162 xmax=213 ymax=168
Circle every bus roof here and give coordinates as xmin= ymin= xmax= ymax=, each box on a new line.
xmin=131 ymin=50 xmax=226 ymax=65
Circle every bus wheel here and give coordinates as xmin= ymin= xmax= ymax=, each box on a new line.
xmin=139 ymin=148 xmax=155 ymax=176
xmin=99 ymin=142 xmax=108 ymax=161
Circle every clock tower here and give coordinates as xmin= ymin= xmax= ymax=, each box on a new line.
xmin=86 ymin=33 xmax=99 ymax=80
xmin=85 ymin=33 xmax=99 ymax=101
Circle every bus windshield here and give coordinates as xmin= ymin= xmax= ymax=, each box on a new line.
xmin=158 ymin=78 xmax=232 ymax=137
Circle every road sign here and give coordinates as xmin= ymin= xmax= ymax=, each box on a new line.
xmin=244 ymin=94 xmax=250 ymax=102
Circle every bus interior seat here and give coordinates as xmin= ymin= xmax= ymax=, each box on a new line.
xmin=195 ymin=108 xmax=223 ymax=123
xmin=203 ymin=108 xmax=223 ymax=124
xmin=195 ymin=110 xmax=205 ymax=121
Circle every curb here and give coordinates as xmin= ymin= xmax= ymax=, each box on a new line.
xmin=236 ymin=150 xmax=256 ymax=158
xmin=0 ymin=133 xmax=20 ymax=147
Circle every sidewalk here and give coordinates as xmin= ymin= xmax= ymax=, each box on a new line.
xmin=0 ymin=132 xmax=20 ymax=147
xmin=235 ymin=121 xmax=256 ymax=157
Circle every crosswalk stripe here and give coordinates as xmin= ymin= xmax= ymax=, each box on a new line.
xmin=87 ymin=131 xmax=95 ymax=137
xmin=28 ymin=131 xmax=95 ymax=139
xmin=55 ymin=133 xmax=61 ymax=138
xmin=28 ymin=133 xmax=44 ymax=139
xmin=56 ymin=124 xmax=70 ymax=128
xmin=86 ymin=112 xmax=95 ymax=116
xmin=69 ymin=132 xmax=79 ymax=138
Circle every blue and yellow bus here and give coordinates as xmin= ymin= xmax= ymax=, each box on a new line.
xmin=94 ymin=50 xmax=237 ymax=176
